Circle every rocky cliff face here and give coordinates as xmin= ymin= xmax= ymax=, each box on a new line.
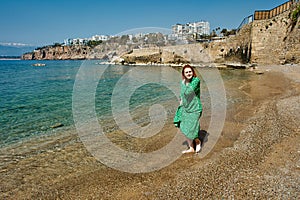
xmin=22 ymin=45 xmax=93 ymax=60
xmin=22 ymin=33 xmax=171 ymax=61
xmin=21 ymin=42 xmax=165 ymax=61
xmin=120 ymin=25 xmax=253 ymax=65
xmin=120 ymin=47 xmax=190 ymax=65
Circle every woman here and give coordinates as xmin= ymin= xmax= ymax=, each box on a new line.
xmin=176 ymin=65 xmax=203 ymax=153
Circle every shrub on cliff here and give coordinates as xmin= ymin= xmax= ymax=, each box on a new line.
xmin=291 ymin=5 xmax=300 ymax=23
xmin=289 ymin=4 xmax=300 ymax=30
xmin=87 ymin=40 xmax=102 ymax=48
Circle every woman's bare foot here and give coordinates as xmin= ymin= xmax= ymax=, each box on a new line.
xmin=182 ymin=147 xmax=195 ymax=154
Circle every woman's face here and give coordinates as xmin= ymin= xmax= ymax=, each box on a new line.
xmin=184 ymin=67 xmax=193 ymax=80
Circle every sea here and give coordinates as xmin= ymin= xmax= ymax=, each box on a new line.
xmin=0 ymin=60 xmax=253 ymax=150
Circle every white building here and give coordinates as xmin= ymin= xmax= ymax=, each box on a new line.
xmin=64 ymin=38 xmax=88 ymax=46
xmin=187 ymin=21 xmax=210 ymax=35
xmin=90 ymin=35 xmax=110 ymax=41
xmin=171 ymin=21 xmax=210 ymax=40
xmin=64 ymin=34 xmax=110 ymax=45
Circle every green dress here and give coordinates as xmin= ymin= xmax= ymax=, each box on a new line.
xmin=178 ymin=77 xmax=202 ymax=140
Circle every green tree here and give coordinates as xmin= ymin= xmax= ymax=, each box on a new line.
xmin=87 ymin=40 xmax=102 ymax=47
xmin=221 ymin=29 xmax=228 ymax=36
xmin=210 ymin=30 xmax=217 ymax=37
xmin=53 ymin=42 xmax=62 ymax=47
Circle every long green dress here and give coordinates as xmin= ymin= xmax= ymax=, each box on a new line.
xmin=179 ymin=77 xmax=202 ymax=140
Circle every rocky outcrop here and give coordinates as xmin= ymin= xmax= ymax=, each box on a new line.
xmin=120 ymin=47 xmax=189 ymax=65
xmin=208 ymin=23 xmax=252 ymax=63
xmin=22 ymin=43 xmax=162 ymax=61
xmin=22 ymin=33 xmax=171 ymax=61
xmin=92 ymin=43 xmax=160 ymax=61
xmin=22 ymin=45 xmax=93 ymax=60
xmin=119 ymin=28 xmax=252 ymax=65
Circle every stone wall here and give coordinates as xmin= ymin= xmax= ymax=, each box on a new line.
xmin=251 ymin=7 xmax=300 ymax=64
xmin=161 ymin=43 xmax=211 ymax=63
xmin=208 ymin=23 xmax=252 ymax=63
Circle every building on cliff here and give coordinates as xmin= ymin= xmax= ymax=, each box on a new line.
xmin=64 ymin=34 xmax=110 ymax=46
xmin=170 ymin=21 xmax=210 ymax=42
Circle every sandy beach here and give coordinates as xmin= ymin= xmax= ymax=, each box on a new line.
xmin=0 ymin=65 xmax=299 ymax=199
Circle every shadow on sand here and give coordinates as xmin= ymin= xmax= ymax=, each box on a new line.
xmin=198 ymin=129 xmax=209 ymax=148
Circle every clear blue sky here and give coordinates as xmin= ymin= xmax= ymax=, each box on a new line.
xmin=0 ymin=0 xmax=287 ymax=46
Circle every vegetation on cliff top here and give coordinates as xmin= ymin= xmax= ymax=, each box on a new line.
xmin=291 ymin=4 xmax=300 ymax=23
xmin=287 ymin=3 xmax=300 ymax=31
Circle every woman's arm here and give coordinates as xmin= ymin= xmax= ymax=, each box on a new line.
xmin=184 ymin=77 xmax=200 ymax=95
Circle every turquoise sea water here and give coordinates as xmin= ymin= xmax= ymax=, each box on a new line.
xmin=0 ymin=60 xmax=182 ymax=147
xmin=0 ymin=60 xmax=80 ymax=146
xmin=0 ymin=60 xmax=253 ymax=148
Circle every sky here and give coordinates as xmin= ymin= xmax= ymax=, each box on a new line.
xmin=0 ymin=0 xmax=288 ymax=47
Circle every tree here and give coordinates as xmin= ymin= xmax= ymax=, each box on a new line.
xmin=229 ymin=29 xmax=237 ymax=35
xmin=210 ymin=30 xmax=217 ymax=37
xmin=87 ymin=40 xmax=102 ymax=47
xmin=220 ymin=28 xmax=236 ymax=36
xmin=221 ymin=29 xmax=228 ymax=36
xmin=53 ymin=43 xmax=63 ymax=47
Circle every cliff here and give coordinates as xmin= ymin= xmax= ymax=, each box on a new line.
xmin=118 ymin=23 xmax=253 ymax=65
xmin=22 ymin=45 xmax=93 ymax=60
xmin=22 ymin=33 xmax=171 ymax=61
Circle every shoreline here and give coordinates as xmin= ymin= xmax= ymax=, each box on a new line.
xmin=0 ymin=58 xmax=21 ymax=60
xmin=0 ymin=65 xmax=299 ymax=199
xmin=98 ymin=60 xmax=256 ymax=70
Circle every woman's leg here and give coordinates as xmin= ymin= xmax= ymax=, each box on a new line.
xmin=187 ymin=138 xmax=194 ymax=148
xmin=194 ymin=138 xmax=201 ymax=153
xmin=182 ymin=138 xmax=195 ymax=154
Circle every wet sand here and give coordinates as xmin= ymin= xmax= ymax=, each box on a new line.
xmin=0 ymin=65 xmax=299 ymax=199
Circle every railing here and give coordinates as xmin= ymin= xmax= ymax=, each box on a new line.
xmin=254 ymin=1 xmax=292 ymax=20
xmin=237 ymin=1 xmax=298 ymax=32
xmin=237 ymin=15 xmax=254 ymax=31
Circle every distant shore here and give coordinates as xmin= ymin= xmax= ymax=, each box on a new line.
xmin=0 ymin=56 xmax=21 ymax=60
xmin=98 ymin=60 xmax=256 ymax=70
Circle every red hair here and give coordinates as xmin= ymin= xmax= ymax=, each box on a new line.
xmin=181 ymin=65 xmax=197 ymax=80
